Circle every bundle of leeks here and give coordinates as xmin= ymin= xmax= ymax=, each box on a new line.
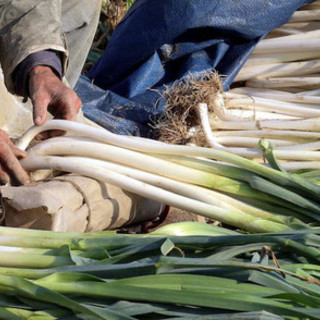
xmin=14 ymin=119 xmax=320 ymax=234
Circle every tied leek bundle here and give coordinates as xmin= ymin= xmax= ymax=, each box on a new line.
xmin=15 ymin=119 xmax=320 ymax=234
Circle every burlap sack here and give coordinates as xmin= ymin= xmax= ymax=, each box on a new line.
xmin=1 ymin=174 xmax=164 ymax=232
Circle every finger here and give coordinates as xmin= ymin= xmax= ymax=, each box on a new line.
xmin=31 ymin=93 xmax=51 ymax=126
xmin=7 ymin=140 xmax=28 ymax=159
xmin=69 ymin=96 xmax=82 ymax=121
xmin=62 ymin=92 xmax=82 ymax=121
xmin=12 ymin=147 xmax=28 ymax=159
xmin=0 ymin=163 xmax=10 ymax=185
xmin=50 ymin=92 xmax=82 ymax=122
xmin=0 ymin=130 xmax=27 ymax=158
xmin=0 ymin=141 xmax=30 ymax=185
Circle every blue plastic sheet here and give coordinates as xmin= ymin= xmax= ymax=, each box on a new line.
xmin=76 ymin=0 xmax=314 ymax=136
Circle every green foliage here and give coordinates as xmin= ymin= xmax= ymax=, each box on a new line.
xmin=102 ymin=0 xmax=110 ymax=12
xmin=0 ymin=226 xmax=320 ymax=319
xmin=126 ymin=0 xmax=136 ymax=11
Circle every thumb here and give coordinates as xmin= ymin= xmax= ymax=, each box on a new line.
xmin=32 ymin=93 xmax=50 ymax=126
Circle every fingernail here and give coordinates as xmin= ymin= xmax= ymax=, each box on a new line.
xmin=20 ymin=175 xmax=30 ymax=185
xmin=35 ymin=116 xmax=42 ymax=125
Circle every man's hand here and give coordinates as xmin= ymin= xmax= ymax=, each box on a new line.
xmin=0 ymin=65 xmax=82 ymax=186
xmin=0 ymin=130 xmax=29 ymax=185
xmin=29 ymin=65 xmax=82 ymax=127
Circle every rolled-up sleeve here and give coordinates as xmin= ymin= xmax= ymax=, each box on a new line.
xmin=0 ymin=0 xmax=68 ymax=94
xmin=13 ymin=50 xmax=63 ymax=97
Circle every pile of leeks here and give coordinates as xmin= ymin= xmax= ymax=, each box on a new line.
xmin=202 ymin=0 xmax=320 ymax=171
xmin=1 ymin=2 xmax=320 ymax=319
xmin=0 ymin=223 xmax=319 ymax=319
xmin=3 ymin=118 xmax=318 ymax=319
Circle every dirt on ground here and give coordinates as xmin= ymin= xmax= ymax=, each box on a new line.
xmin=160 ymin=207 xmax=204 ymax=227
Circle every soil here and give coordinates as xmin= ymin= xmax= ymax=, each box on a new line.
xmin=159 ymin=207 xmax=204 ymax=227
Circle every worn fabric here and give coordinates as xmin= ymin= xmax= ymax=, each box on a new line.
xmin=0 ymin=0 xmax=101 ymax=137
xmin=13 ymin=50 xmax=62 ymax=97
xmin=1 ymin=174 xmax=164 ymax=232
xmin=0 ymin=0 xmax=101 ymax=94
xmin=0 ymin=68 xmax=32 ymax=137
xmin=0 ymin=0 xmax=67 ymax=93
xmin=78 ymin=0 xmax=315 ymax=137
xmin=61 ymin=0 xmax=102 ymax=88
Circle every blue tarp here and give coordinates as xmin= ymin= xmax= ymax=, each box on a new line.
xmin=75 ymin=0 xmax=314 ymax=136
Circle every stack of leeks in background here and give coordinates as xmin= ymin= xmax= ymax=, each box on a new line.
xmin=205 ymin=0 xmax=320 ymax=171
xmin=0 ymin=224 xmax=319 ymax=319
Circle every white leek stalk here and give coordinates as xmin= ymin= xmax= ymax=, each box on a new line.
xmin=254 ymin=38 xmax=320 ymax=54
xmin=226 ymin=96 xmax=320 ymax=117
xmin=20 ymin=155 xmax=288 ymax=233
xmin=245 ymin=77 xmax=320 ymax=89
xmin=235 ymin=60 xmax=320 ymax=82
xmin=211 ymin=130 xmax=320 ymax=141
xmin=290 ymin=10 xmax=320 ymax=23
xmin=228 ymin=88 xmax=320 ymax=104
xmin=244 ymin=51 xmax=320 ymax=67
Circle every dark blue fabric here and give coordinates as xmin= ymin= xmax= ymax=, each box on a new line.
xmin=14 ymin=50 xmax=62 ymax=98
xmin=76 ymin=0 xmax=314 ymax=136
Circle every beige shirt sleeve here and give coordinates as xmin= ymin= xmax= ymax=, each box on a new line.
xmin=0 ymin=0 xmax=68 ymax=93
